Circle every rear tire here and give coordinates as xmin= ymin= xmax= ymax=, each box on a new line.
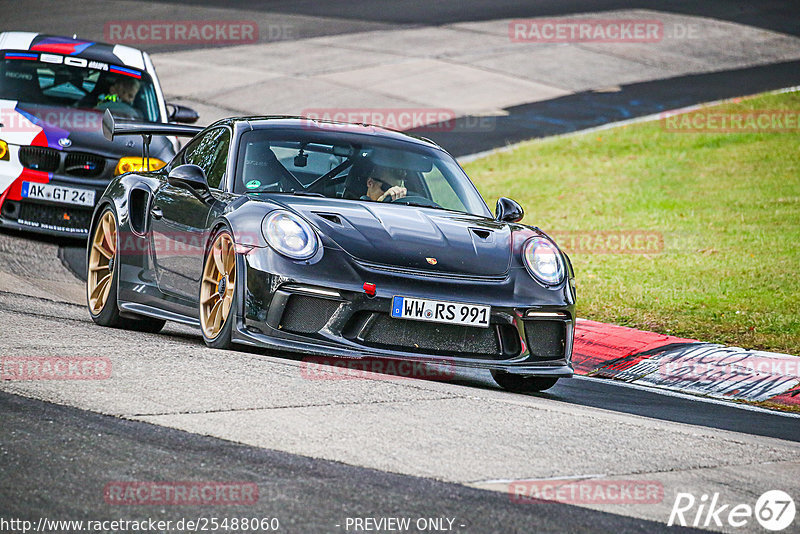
xmin=87 ymin=206 xmax=165 ymax=334
xmin=492 ymin=370 xmax=559 ymax=393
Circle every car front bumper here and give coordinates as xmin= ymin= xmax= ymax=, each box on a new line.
xmin=232 ymin=246 xmax=575 ymax=376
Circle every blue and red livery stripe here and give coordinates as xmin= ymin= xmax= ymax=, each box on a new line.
xmin=109 ymin=65 xmax=142 ymax=79
xmin=4 ymin=52 xmax=38 ymax=60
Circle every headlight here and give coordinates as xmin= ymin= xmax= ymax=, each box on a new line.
xmin=262 ymin=210 xmax=318 ymax=260
xmin=522 ymin=237 xmax=565 ymax=285
xmin=0 ymin=140 xmax=8 ymax=161
xmin=114 ymin=157 xmax=167 ymax=175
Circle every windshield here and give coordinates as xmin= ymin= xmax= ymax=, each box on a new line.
xmin=0 ymin=51 xmax=160 ymax=122
xmin=234 ymin=129 xmax=492 ymax=217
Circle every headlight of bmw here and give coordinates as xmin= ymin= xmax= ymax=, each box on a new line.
xmin=522 ymin=237 xmax=565 ymax=285
xmin=114 ymin=157 xmax=167 ymax=175
xmin=0 ymin=139 xmax=9 ymax=161
xmin=262 ymin=210 xmax=318 ymax=260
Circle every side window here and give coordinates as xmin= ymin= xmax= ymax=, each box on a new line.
xmin=182 ymin=128 xmax=231 ymax=190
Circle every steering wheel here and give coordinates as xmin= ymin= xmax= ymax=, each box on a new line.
xmin=383 ymin=194 xmax=441 ymax=209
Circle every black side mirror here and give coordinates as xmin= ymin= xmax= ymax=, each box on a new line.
xmin=168 ymin=104 xmax=199 ymax=124
xmin=495 ymin=197 xmax=524 ymax=223
xmin=168 ymin=164 xmax=213 ymax=203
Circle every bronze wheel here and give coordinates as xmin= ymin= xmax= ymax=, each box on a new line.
xmin=200 ymin=231 xmax=236 ymax=340
xmin=87 ymin=209 xmax=117 ymax=315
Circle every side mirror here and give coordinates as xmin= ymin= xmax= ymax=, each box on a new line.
xmin=168 ymin=164 xmax=212 ymax=202
xmin=167 ymin=104 xmax=199 ymax=124
xmin=495 ymin=197 xmax=524 ymax=223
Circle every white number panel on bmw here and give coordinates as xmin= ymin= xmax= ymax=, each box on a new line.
xmin=391 ymin=296 xmax=491 ymax=328
xmin=21 ymin=182 xmax=95 ymax=207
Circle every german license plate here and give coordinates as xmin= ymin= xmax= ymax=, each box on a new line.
xmin=391 ymin=296 xmax=490 ymax=328
xmin=21 ymin=182 xmax=95 ymax=207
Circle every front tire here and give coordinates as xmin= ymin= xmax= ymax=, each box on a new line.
xmin=492 ymin=370 xmax=559 ymax=393
xmin=200 ymin=228 xmax=237 ymax=349
xmin=87 ymin=206 xmax=165 ymax=333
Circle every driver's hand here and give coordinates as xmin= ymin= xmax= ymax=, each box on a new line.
xmin=378 ymin=186 xmax=407 ymax=202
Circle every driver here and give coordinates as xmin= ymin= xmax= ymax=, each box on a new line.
xmin=363 ymin=165 xmax=407 ymax=202
xmin=96 ymin=77 xmax=142 ymax=119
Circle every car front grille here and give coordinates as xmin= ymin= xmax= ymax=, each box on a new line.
xmin=18 ymin=146 xmax=60 ymax=172
xmin=279 ymin=294 xmax=342 ymax=334
xmin=18 ymin=146 xmax=108 ymax=177
xmin=65 ymin=152 xmax=105 ymax=177
xmin=17 ymin=201 xmax=92 ymax=233
xmin=524 ymin=320 xmax=566 ymax=361
xmin=357 ymin=313 xmax=504 ymax=358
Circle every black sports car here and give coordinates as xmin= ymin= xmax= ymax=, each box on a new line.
xmin=87 ymin=110 xmax=576 ymax=392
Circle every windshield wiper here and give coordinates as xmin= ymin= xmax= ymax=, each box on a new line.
xmin=265 ymin=191 xmax=326 ymax=197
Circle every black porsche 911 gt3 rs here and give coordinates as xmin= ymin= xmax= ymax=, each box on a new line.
xmin=87 ymin=110 xmax=576 ymax=392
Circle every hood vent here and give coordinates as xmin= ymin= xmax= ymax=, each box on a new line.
xmin=470 ymin=228 xmax=492 ymax=239
xmin=314 ymin=212 xmax=343 ymax=225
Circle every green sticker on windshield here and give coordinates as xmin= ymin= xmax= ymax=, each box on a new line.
xmin=245 ymin=180 xmax=261 ymax=189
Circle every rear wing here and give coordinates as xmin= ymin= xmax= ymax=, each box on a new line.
xmin=101 ymin=109 xmax=203 ymax=141
xmin=102 ymin=109 xmax=204 ymax=168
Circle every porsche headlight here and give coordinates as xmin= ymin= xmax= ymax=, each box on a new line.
xmin=0 ymin=140 xmax=8 ymax=161
xmin=262 ymin=210 xmax=318 ymax=260
xmin=522 ymin=237 xmax=565 ymax=285
xmin=114 ymin=157 xmax=167 ymax=175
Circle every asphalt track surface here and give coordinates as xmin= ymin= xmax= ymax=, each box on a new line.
xmin=2 ymin=2 xmax=800 ymax=532
xmin=1 ymin=391 xmax=710 ymax=534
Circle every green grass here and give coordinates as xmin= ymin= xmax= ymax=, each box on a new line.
xmin=463 ymin=91 xmax=800 ymax=355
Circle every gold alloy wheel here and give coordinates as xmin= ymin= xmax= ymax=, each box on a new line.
xmin=200 ymin=232 xmax=236 ymax=339
xmin=87 ymin=210 xmax=117 ymax=315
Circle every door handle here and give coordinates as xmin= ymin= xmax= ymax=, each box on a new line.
xmin=151 ymin=206 xmax=163 ymax=220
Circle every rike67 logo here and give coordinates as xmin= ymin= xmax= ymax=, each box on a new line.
xmin=668 ymin=490 xmax=795 ymax=531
